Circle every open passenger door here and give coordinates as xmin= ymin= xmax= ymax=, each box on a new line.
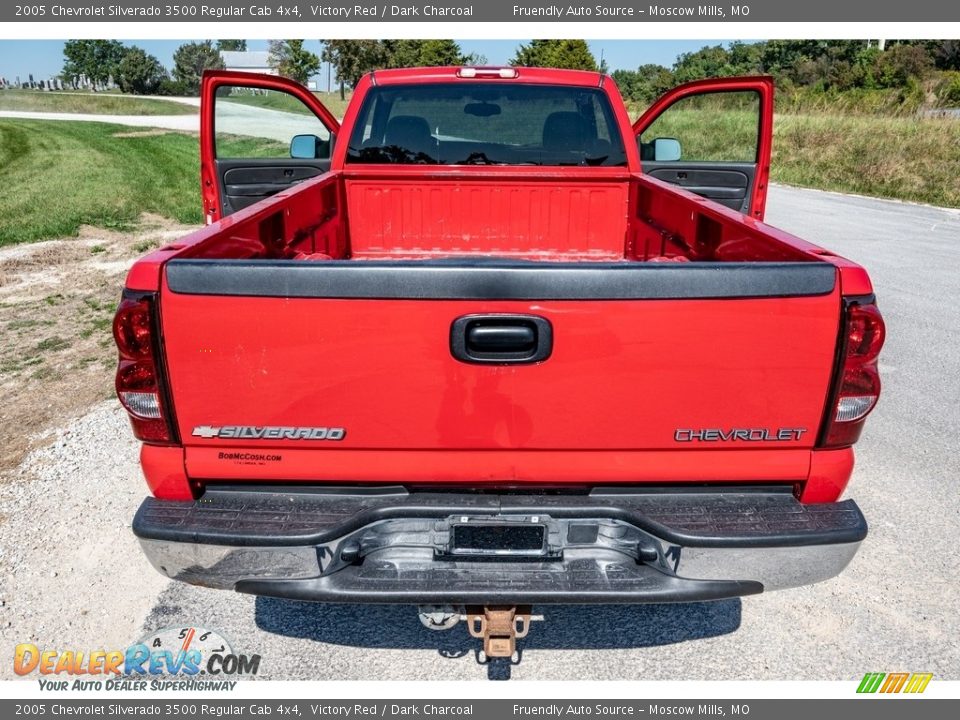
xmin=200 ymin=70 xmax=340 ymax=222
xmin=633 ymin=76 xmax=774 ymax=220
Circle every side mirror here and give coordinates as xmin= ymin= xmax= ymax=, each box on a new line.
xmin=290 ymin=134 xmax=326 ymax=159
xmin=653 ymin=137 xmax=682 ymax=162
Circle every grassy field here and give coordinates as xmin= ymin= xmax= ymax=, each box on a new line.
xmin=641 ymin=108 xmax=960 ymax=208
xmin=1 ymin=107 xmax=958 ymax=246
xmin=0 ymin=120 xmax=203 ymax=245
xmin=0 ymin=89 xmax=196 ymax=115
xmin=773 ymin=113 xmax=960 ymax=207
xmin=220 ymin=89 xmax=351 ymax=118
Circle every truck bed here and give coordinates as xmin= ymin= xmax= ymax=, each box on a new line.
xmin=161 ymin=169 xmax=827 ymax=265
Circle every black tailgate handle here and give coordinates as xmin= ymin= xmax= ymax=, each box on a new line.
xmin=450 ymin=315 xmax=553 ymax=364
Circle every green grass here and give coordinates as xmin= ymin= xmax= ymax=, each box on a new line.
xmin=0 ymin=89 xmax=196 ymax=115
xmin=221 ymin=92 xmax=313 ymax=115
xmin=1 ymin=106 xmax=958 ymax=247
xmin=216 ymin=134 xmax=288 ymax=159
xmin=772 ymin=113 xmax=960 ymax=208
xmin=640 ymin=108 xmax=759 ymax=163
xmin=640 ymin=108 xmax=960 ymax=208
xmin=219 ymin=89 xmax=351 ymax=119
xmin=0 ymin=119 xmax=203 ymax=245
xmin=35 ymin=336 xmax=70 ymax=352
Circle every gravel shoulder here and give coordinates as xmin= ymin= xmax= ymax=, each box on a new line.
xmin=0 ymin=218 xmax=198 ymax=677
xmin=0 ymin=402 xmax=167 ymax=670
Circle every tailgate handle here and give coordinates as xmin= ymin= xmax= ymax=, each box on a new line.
xmin=451 ymin=315 xmax=552 ymax=365
xmin=468 ymin=325 xmax=535 ymax=351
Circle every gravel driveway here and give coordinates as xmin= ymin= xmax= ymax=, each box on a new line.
xmin=1 ymin=185 xmax=958 ymax=681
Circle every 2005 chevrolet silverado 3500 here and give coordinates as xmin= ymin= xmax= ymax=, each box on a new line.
xmin=116 ymin=67 xmax=885 ymax=653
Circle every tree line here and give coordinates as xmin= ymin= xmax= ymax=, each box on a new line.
xmin=57 ymin=39 xmax=483 ymax=97
xmin=319 ymin=40 xmax=485 ymax=98
xmin=59 ymin=39 xmax=321 ymax=95
xmin=57 ymin=38 xmax=960 ymax=107
xmin=611 ymin=40 xmax=960 ymax=106
xmin=62 ymin=39 xmax=231 ymax=95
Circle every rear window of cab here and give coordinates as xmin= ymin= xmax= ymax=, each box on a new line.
xmin=347 ymin=83 xmax=628 ymax=167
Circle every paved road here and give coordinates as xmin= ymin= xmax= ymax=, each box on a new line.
xmin=132 ymin=186 xmax=960 ymax=681
xmin=0 ymin=100 xmax=325 ymax=143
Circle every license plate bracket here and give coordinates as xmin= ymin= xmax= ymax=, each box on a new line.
xmin=446 ymin=519 xmax=548 ymax=558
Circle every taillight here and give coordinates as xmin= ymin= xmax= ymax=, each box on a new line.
xmin=819 ymin=299 xmax=886 ymax=448
xmin=113 ymin=292 xmax=176 ymax=444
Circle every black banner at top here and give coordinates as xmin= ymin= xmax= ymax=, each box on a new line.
xmin=4 ymin=0 xmax=959 ymax=22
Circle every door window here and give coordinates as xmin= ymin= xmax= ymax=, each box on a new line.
xmin=214 ymin=85 xmax=332 ymax=160
xmin=638 ymin=90 xmax=760 ymax=163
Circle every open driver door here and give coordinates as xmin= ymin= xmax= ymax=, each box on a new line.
xmin=633 ymin=76 xmax=774 ymax=221
xmin=200 ymin=70 xmax=340 ymax=222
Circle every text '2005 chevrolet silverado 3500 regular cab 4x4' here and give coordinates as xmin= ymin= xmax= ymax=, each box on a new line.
xmin=115 ymin=66 xmax=884 ymax=654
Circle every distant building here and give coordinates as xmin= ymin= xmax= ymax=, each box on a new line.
xmin=219 ymin=49 xmax=321 ymax=91
xmin=220 ymin=51 xmax=275 ymax=75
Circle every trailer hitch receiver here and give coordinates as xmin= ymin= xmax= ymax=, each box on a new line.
xmin=466 ymin=605 xmax=531 ymax=659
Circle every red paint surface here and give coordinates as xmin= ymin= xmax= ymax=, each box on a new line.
xmin=140 ymin=445 xmax=191 ymax=500
xmin=161 ymin=287 xmax=840 ymax=453
xmin=801 ymin=448 xmax=856 ymax=503
xmin=116 ymin=67 xmax=880 ymax=501
xmin=185 ymin=448 xmax=813 ymax=485
xmin=345 ymin=177 xmax=630 ymax=260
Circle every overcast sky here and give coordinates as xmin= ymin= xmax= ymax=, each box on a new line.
xmin=0 ymin=39 xmax=747 ymax=82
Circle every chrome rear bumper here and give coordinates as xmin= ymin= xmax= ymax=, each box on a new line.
xmin=134 ymin=487 xmax=866 ymax=604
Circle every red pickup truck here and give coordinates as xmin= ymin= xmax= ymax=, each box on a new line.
xmin=116 ymin=66 xmax=883 ymax=652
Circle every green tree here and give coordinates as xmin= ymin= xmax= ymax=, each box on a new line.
xmin=320 ymin=40 xmax=385 ymax=98
xmin=672 ymin=44 xmax=737 ymax=83
xmin=381 ymin=39 xmax=482 ymax=68
xmin=929 ymin=40 xmax=960 ymax=71
xmin=874 ymin=43 xmax=934 ymax=88
xmin=381 ymin=40 xmax=425 ymax=68
xmin=553 ymin=40 xmax=598 ymax=71
xmin=115 ymin=47 xmax=167 ymax=95
xmin=611 ymin=64 xmax=676 ymax=104
xmin=727 ymin=41 xmax=763 ymax=74
xmin=172 ymin=40 xmax=224 ymax=94
xmin=511 ymin=39 xmax=556 ymax=67
xmin=419 ymin=39 xmax=466 ymax=66
xmin=62 ymin=40 xmax=126 ymax=89
xmin=512 ymin=40 xmax=597 ymax=71
xmin=216 ymin=40 xmax=247 ymax=52
xmin=268 ymin=40 xmax=321 ymax=85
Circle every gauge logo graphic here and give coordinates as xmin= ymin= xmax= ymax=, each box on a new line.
xmin=130 ymin=626 xmax=260 ymax=676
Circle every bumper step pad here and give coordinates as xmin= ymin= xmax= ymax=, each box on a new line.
xmin=134 ymin=486 xmax=866 ymax=549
